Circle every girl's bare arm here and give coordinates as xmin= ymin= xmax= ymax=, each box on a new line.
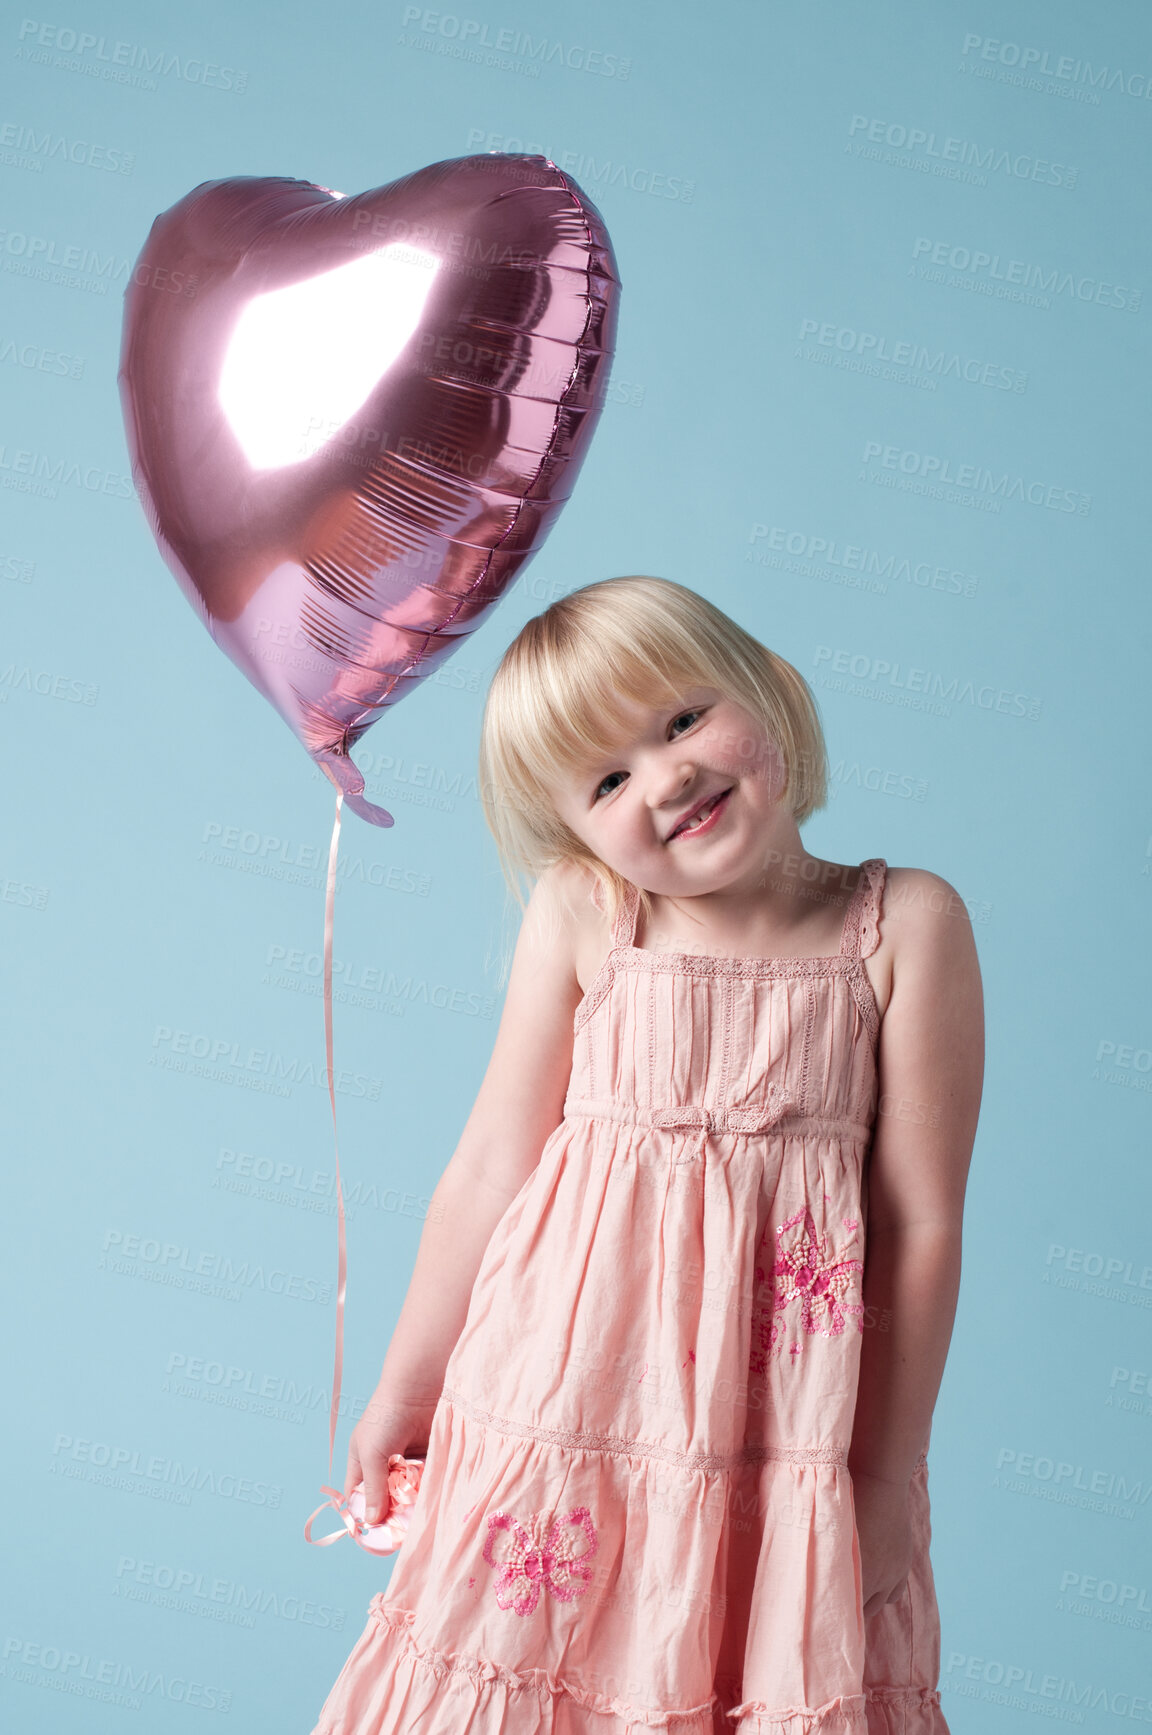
xmin=848 ymin=867 xmax=985 ymax=1487
xmin=372 ymin=860 xmax=588 ymax=1407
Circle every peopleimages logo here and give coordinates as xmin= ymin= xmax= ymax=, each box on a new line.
xmin=0 ymin=662 xmax=97 ymax=703
xmin=100 ymin=1229 xmax=332 ymax=1305
xmin=944 ymin=1651 xmax=1152 ymax=1721
xmin=0 ymin=337 xmax=84 ymax=378
xmin=859 ymin=440 xmax=1090 ymax=515
xmin=1059 ymin=1568 xmax=1152 ymax=1621
xmin=796 ymin=319 xmax=1026 ymax=393
xmin=463 ymin=130 xmax=694 ymax=202
xmin=14 ymin=19 xmax=248 ymax=91
xmin=1045 ymin=1240 xmax=1152 ymax=1304
xmin=148 ymin=1025 xmax=384 ymax=1099
xmin=994 ymin=1447 xmax=1152 ymax=1520
xmin=748 ymin=525 xmax=979 ymax=598
xmin=211 ymin=1146 xmax=442 ymax=1224
xmin=50 ymin=1430 xmax=282 ymax=1508
xmin=164 ymin=1351 xmax=353 ymax=1415
xmin=113 ymin=1554 xmax=346 ymax=1632
xmin=961 ymin=33 xmax=1152 ymax=101
xmin=812 ymin=645 xmax=1042 ymax=722
xmin=0 ymin=444 xmax=134 ymax=499
xmin=1 ymin=1634 xmax=231 ymax=1713
xmin=399 ymin=7 xmax=630 ymax=76
xmin=848 ymin=114 xmax=1077 ymax=188
xmin=0 ymin=118 xmax=134 ymax=173
xmin=0 ymin=228 xmax=198 ymax=297
xmin=911 ymin=236 xmax=1140 ymax=312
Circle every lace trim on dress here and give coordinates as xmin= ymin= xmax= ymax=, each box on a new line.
xmin=563 ymin=1099 xmax=875 ymax=1144
xmin=440 ymin=1386 xmax=854 ymax=1471
xmin=725 ymin=1691 xmax=868 ymax=1731
xmin=574 ymin=951 xmax=881 ymax=1041
xmin=855 ymin=859 xmax=886 ymax=962
xmin=571 ymin=863 xmax=887 ymax=1042
xmin=845 ymin=960 xmax=880 ymax=1048
xmin=364 ymin=1599 xmax=721 ymax=1729
xmin=611 ymin=877 xmax=636 ymax=948
xmin=442 ymin=1389 xmax=930 ymax=1477
xmin=864 ymin=1688 xmax=944 ymax=1709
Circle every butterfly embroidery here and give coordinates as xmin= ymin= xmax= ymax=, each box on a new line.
xmin=482 ymin=1506 xmax=599 ymax=1615
xmin=750 ymin=1205 xmax=864 ymax=1371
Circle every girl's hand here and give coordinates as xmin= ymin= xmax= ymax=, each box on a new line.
xmin=344 ymin=1388 xmax=439 ymax=1524
xmin=851 ymin=1470 xmax=914 ymax=1620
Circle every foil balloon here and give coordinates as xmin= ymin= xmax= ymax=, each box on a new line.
xmin=118 ymin=154 xmax=620 ymax=824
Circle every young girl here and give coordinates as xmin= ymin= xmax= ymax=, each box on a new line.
xmin=309 ymin=574 xmax=984 ymax=1734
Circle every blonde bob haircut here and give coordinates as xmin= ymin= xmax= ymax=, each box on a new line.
xmin=478 ymin=574 xmax=828 ymax=938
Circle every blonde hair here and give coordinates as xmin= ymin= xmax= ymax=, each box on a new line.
xmin=478 ymin=575 xmax=828 ymax=936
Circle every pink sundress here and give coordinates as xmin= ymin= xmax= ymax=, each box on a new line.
xmin=310 ymin=858 xmax=949 ymax=1733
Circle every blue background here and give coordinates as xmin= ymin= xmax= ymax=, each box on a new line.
xmin=3 ymin=0 xmax=1151 ymax=1728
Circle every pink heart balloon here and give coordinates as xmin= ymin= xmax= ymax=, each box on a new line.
xmin=118 ymin=155 xmax=620 ymax=825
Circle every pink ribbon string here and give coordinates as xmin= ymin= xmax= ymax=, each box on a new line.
xmin=323 ymin=790 xmax=347 ymax=1486
xmin=304 ymin=1485 xmax=358 ymax=1548
xmin=305 ymin=790 xmax=424 ymax=1557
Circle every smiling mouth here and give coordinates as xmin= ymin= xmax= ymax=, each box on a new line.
xmin=667 ymin=786 xmax=733 ymax=841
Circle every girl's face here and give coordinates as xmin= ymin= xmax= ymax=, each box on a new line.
xmin=547 ymin=684 xmax=792 ymax=899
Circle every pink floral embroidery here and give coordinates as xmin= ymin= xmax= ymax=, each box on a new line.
xmin=482 ymin=1506 xmax=599 ymax=1615
xmin=749 ymin=1205 xmax=864 ymax=1373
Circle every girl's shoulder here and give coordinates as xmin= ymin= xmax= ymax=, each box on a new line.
xmin=539 ymin=860 xmax=617 ymax=999
xmin=851 ymin=863 xmax=975 ymax=1026
xmin=878 ymin=864 xmax=974 ymax=933
xmin=871 ymin=862 xmax=980 ymax=1014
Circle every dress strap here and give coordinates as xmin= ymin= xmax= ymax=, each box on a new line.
xmin=839 ymin=859 xmax=887 ymax=959
xmin=611 ymin=881 xmax=641 ymax=949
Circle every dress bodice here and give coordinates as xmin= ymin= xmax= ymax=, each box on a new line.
xmin=563 ymin=860 xmax=887 ymax=1145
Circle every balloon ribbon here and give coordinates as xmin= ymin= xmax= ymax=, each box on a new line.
xmin=300 ymin=793 xmax=348 ymax=1542
xmin=302 ymin=790 xmax=423 ymax=1556
xmin=322 ymin=790 xmax=346 ymax=1485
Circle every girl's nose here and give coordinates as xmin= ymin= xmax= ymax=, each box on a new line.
xmin=645 ymin=755 xmax=698 ymax=813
